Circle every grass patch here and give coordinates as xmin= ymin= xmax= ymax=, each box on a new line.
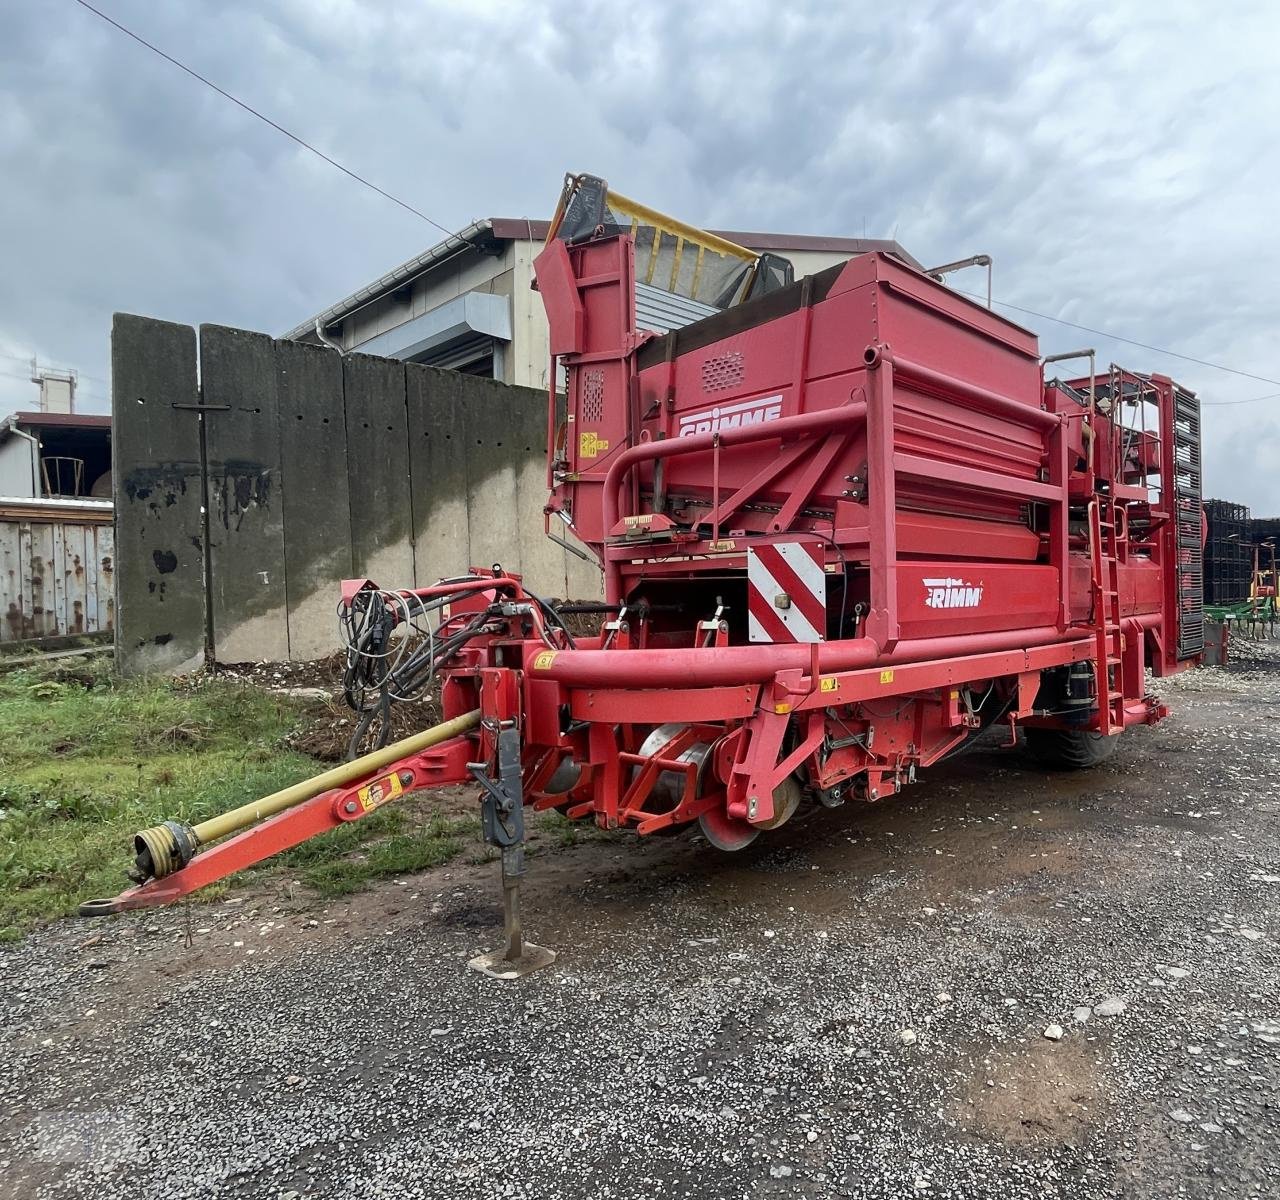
xmin=0 ymin=658 xmax=474 ymax=937
xmin=276 ymin=808 xmax=476 ymax=898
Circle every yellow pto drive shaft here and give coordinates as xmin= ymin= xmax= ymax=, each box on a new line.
xmin=132 ymin=709 xmax=482 ymax=880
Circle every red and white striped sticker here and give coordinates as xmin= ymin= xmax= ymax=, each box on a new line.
xmin=747 ymin=541 xmax=827 ymax=643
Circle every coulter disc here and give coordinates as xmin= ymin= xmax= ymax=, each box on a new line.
xmin=699 ymin=806 xmax=759 ymax=852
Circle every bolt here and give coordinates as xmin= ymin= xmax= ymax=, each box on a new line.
xmin=343 ymin=800 xmax=358 ymax=814
xmin=399 ymin=771 xmax=413 ymax=786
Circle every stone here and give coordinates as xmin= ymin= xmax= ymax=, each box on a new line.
xmin=1169 ymin=1108 xmax=1195 ymax=1123
xmin=899 ymin=1029 xmax=918 ymax=1046
xmin=1094 ymin=996 xmax=1127 ymax=1017
xmin=1043 ymin=1024 xmax=1064 ymax=1041
xmin=1073 ymin=1006 xmax=1093 ymax=1023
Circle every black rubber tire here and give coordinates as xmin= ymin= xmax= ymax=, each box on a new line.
xmin=1024 ymin=727 xmax=1120 ymax=770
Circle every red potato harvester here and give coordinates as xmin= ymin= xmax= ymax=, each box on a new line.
xmin=84 ymin=174 xmax=1207 ymax=978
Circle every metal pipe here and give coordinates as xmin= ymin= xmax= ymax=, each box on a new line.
xmin=926 ymin=254 xmax=993 ymax=308
xmin=601 ymin=402 xmax=868 ymax=600
xmin=1042 ymin=348 xmax=1096 ymax=410
xmin=1041 ymin=348 xmax=1097 ymax=473
xmin=532 ymin=625 xmax=1082 ymax=690
xmin=314 ymin=317 xmax=344 ymax=354
xmin=134 ymin=709 xmax=482 ymax=878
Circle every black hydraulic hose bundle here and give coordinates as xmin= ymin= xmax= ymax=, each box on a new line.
xmin=337 ymin=579 xmax=575 ymax=754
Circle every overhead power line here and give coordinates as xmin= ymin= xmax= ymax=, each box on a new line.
xmin=71 ymin=0 xmax=453 ymax=237
xmin=1199 ymin=390 xmax=1280 ymax=408
xmin=956 ymin=288 xmax=1280 ymax=389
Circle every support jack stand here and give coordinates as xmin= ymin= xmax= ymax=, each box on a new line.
xmin=467 ymin=726 xmax=556 ymax=980
xmin=468 ymin=844 xmax=556 ymax=980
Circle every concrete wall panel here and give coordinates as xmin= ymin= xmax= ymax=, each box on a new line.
xmin=406 ymin=364 xmax=470 ymax=584
xmin=276 ymin=339 xmax=352 ymax=659
xmin=343 ymin=354 xmax=414 ymax=587
xmin=111 ymin=314 xmax=205 ymax=675
xmin=200 ymin=325 xmax=289 ymax=663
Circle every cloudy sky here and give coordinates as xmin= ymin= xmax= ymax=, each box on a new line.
xmin=2 ymin=0 xmax=1278 ymax=510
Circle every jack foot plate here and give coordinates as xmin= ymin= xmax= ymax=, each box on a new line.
xmin=468 ymin=942 xmax=556 ymax=980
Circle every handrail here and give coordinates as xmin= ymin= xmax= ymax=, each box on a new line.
xmin=599 ymin=401 xmax=869 ymax=600
xmin=891 ymin=354 xmax=1059 ymax=430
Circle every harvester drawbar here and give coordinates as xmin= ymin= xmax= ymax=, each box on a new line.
xmin=84 ymin=174 xmax=1207 ymax=978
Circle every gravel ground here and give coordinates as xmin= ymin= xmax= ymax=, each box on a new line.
xmin=2 ymin=641 xmax=1278 ymax=1199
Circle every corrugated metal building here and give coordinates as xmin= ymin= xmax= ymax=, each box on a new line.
xmin=0 ymin=496 xmax=114 ymax=644
xmin=284 ymin=218 xmax=923 ymax=389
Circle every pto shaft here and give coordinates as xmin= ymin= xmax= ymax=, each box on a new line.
xmin=132 ymin=709 xmax=482 ymax=880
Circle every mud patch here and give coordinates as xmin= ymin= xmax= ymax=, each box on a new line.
xmin=954 ymin=1031 xmax=1110 ymax=1146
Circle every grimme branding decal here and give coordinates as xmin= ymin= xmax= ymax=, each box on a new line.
xmin=678 ymin=394 xmax=783 ymax=437
xmin=923 ymin=577 xmax=984 ymax=609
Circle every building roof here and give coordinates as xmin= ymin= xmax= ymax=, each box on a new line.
xmin=0 ymin=411 xmax=111 ymax=438
xmin=284 ymin=217 xmax=924 ymax=342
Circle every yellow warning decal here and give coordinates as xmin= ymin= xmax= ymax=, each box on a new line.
xmin=357 ymin=772 xmax=403 ymax=812
xmin=708 ymin=539 xmax=737 ymax=552
xmin=773 ymin=702 xmax=793 ymax=714
xmin=820 ymin=677 xmax=838 ymax=693
xmin=880 ymin=669 xmax=895 ymax=685
xmin=533 ymin=650 xmax=558 ymax=670
xmin=579 ymin=431 xmax=610 ymax=458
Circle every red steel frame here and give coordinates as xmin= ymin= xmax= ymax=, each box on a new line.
xmin=103 ymin=206 xmax=1205 ymax=901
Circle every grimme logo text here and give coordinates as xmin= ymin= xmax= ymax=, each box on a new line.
xmin=923 ymin=577 xmax=983 ymax=609
xmin=678 ymin=394 xmax=783 ymax=437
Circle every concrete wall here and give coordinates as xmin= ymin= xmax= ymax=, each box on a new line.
xmin=112 ymin=313 xmax=603 ymax=674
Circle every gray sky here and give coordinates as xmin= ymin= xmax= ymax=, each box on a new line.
xmin=2 ymin=0 xmax=1278 ymax=510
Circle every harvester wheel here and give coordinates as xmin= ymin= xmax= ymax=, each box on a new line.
xmin=1024 ymin=727 xmax=1119 ymax=770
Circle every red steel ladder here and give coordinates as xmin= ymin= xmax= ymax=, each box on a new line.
xmin=1089 ymin=497 xmax=1126 ymax=735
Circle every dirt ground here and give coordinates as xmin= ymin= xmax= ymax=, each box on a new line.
xmin=2 ymin=642 xmax=1278 ymax=1199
